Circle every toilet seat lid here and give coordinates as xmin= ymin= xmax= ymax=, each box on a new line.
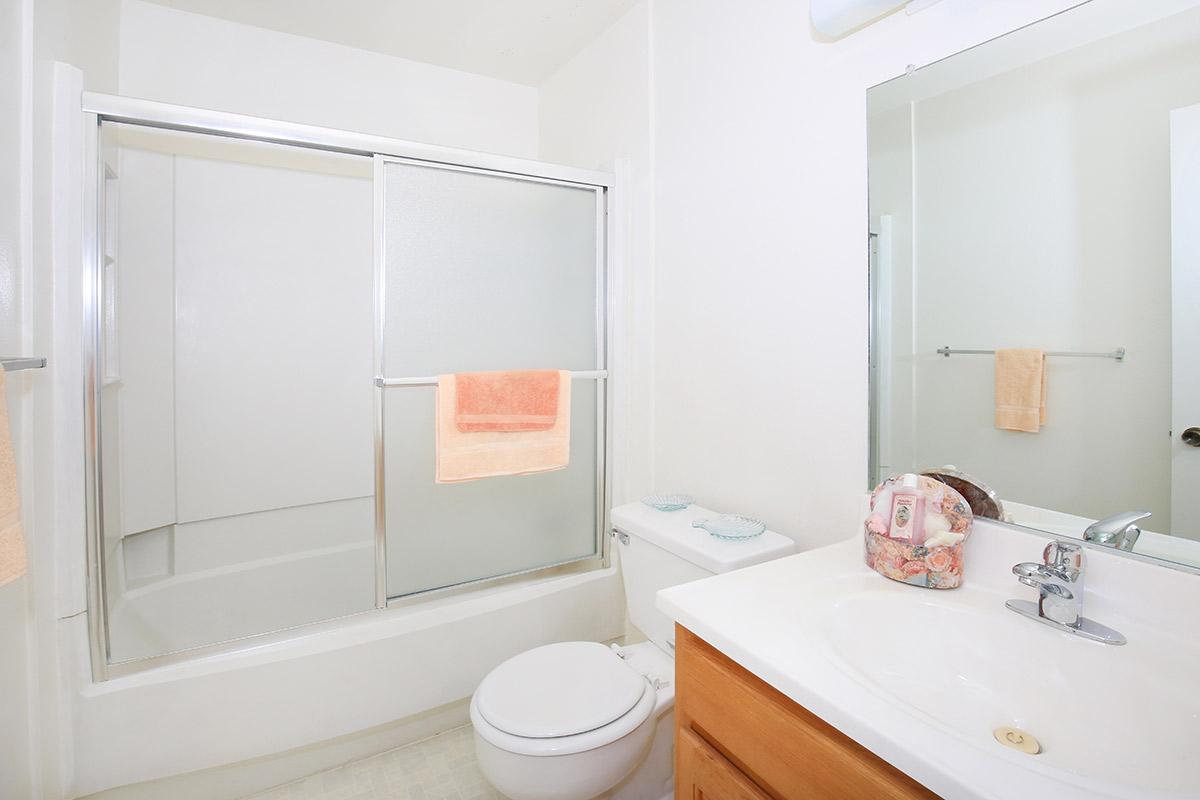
xmin=475 ymin=641 xmax=648 ymax=738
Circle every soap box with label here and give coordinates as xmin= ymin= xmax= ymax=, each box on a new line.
xmin=864 ymin=474 xmax=973 ymax=589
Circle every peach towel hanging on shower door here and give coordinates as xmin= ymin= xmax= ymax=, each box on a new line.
xmin=435 ymin=370 xmax=570 ymax=483
xmin=0 ymin=369 xmax=28 ymax=587
xmin=455 ymin=369 xmax=561 ymax=432
xmin=995 ymin=348 xmax=1046 ymax=433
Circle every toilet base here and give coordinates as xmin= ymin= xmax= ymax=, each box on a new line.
xmin=605 ymin=707 xmax=674 ymax=800
xmin=474 ymin=706 xmax=673 ymax=800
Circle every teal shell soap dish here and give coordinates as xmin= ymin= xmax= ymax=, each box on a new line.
xmin=692 ymin=515 xmax=766 ymax=540
xmin=642 ymin=494 xmax=694 ymax=512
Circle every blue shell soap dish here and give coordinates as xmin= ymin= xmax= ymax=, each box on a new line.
xmin=642 ymin=494 xmax=694 ymax=512
xmin=692 ymin=515 xmax=766 ymax=540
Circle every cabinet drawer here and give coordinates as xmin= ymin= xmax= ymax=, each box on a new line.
xmin=675 ymin=625 xmax=938 ymax=800
xmin=679 ymin=726 xmax=772 ymax=800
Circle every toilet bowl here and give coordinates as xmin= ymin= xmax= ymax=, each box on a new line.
xmin=472 ymin=502 xmax=796 ymax=800
xmin=471 ymin=640 xmax=675 ymax=800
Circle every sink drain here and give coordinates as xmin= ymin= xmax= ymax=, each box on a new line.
xmin=993 ymin=726 xmax=1040 ymax=755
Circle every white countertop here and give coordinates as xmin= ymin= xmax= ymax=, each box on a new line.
xmin=656 ymin=520 xmax=1200 ymax=800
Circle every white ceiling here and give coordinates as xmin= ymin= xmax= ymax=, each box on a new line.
xmin=138 ymin=0 xmax=638 ymax=86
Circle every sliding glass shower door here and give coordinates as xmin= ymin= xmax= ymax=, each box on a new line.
xmin=378 ymin=159 xmax=606 ymax=598
xmin=90 ymin=113 xmax=609 ymax=672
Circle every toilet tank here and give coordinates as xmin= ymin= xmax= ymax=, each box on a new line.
xmin=611 ymin=502 xmax=796 ymax=654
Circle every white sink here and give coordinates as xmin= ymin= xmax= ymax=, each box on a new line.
xmin=821 ymin=584 xmax=1200 ymax=796
xmin=658 ymin=518 xmax=1200 ymax=800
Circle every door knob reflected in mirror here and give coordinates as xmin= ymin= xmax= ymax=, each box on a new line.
xmin=1183 ymin=427 xmax=1200 ymax=447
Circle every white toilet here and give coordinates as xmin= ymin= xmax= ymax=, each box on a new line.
xmin=471 ymin=501 xmax=796 ymax=800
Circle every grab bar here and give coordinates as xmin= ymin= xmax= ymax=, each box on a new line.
xmin=376 ymin=369 xmax=607 ymax=387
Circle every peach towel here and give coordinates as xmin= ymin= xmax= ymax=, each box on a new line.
xmin=436 ymin=370 xmax=570 ymax=483
xmin=995 ymin=349 xmax=1046 ymax=433
xmin=0 ymin=369 xmax=27 ymax=587
xmin=455 ymin=369 xmax=560 ymax=432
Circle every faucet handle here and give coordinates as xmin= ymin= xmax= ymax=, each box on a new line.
xmin=1043 ymin=541 xmax=1084 ymax=581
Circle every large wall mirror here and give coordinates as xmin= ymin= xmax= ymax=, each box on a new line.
xmin=867 ymin=0 xmax=1200 ymax=570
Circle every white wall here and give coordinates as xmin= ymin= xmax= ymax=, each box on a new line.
xmin=538 ymin=2 xmax=654 ymax=505
xmin=646 ymin=0 xmax=1200 ymax=551
xmin=117 ymin=0 xmax=540 ymax=159
xmin=33 ymin=0 xmax=1200 ymax=793
xmin=903 ymin=11 xmax=1200 ymax=527
xmin=0 ymin=0 xmax=34 ymax=796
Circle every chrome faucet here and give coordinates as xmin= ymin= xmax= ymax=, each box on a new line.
xmin=1006 ymin=541 xmax=1126 ymax=645
xmin=1013 ymin=541 xmax=1083 ymax=626
xmin=1083 ymin=511 xmax=1150 ymax=552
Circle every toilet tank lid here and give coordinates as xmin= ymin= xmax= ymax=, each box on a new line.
xmin=611 ymin=502 xmax=796 ymax=574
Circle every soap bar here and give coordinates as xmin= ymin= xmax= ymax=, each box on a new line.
xmin=864 ymin=474 xmax=973 ymax=589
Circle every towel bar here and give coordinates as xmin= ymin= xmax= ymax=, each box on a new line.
xmin=936 ymin=347 xmax=1124 ymax=362
xmin=0 ymin=357 xmax=48 ymax=372
xmin=376 ymin=369 xmax=608 ymax=387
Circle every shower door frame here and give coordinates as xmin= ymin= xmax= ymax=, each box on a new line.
xmin=81 ymin=93 xmax=615 ymax=681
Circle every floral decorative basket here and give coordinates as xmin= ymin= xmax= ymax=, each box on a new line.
xmin=864 ymin=474 xmax=973 ymax=589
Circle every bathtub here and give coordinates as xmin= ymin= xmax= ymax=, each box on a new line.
xmin=66 ymin=563 xmax=623 ymax=797
xmin=105 ymin=497 xmax=379 ymax=662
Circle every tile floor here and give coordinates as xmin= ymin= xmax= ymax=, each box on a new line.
xmin=244 ymin=725 xmax=506 ymax=800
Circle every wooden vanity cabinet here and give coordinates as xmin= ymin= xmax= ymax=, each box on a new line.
xmin=674 ymin=625 xmax=939 ymax=800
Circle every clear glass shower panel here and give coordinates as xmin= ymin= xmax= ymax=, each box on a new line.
xmin=381 ymin=160 xmax=603 ymax=597
xmin=97 ymin=123 xmax=376 ymax=662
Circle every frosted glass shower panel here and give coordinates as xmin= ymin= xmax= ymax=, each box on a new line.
xmin=381 ymin=160 xmax=604 ymax=597
xmin=383 ymin=387 xmax=599 ymax=596
xmin=382 ymin=161 xmax=600 ymax=374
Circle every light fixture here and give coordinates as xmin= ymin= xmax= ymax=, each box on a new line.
xmin=811 ymin=0 xmax=945 ymax=39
